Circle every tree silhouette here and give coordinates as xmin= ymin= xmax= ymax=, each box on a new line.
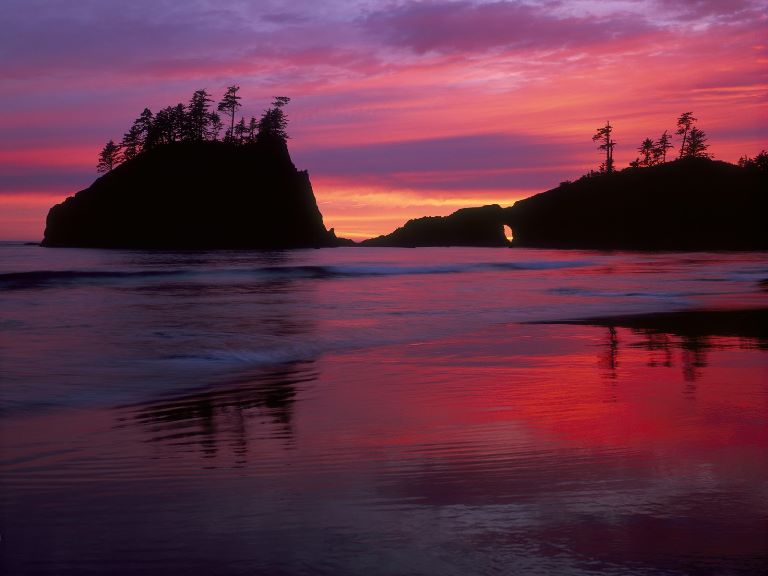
xmin=234 ymin=117 xmax=247 ymax=144
xmin=258 ymin=96 xmax=291 ymax=143
xmin=273 ymin=96 xmax=290 ymax=108
xmin=121 ymin=108 xmax=154 ymax=160
xmin=171 ymin=103 xmax=186 ymax=142
xmin=592 ymin=121 xmax=615 ymax=173
xmin=96 ymin=90 xmax=294 ymax=168
xmin=654 ymin=130 xmax=673 ymax=163
xmin=217 ymin=85 xmax=242 ymax=142
xmin=97 ymin=140 xmax=121 ymax=173
xmin=121 ymin=125 xmax=143 ymax=161
xmin=208 ymin=113 xmax=223 ymax=141
xmin=247 ymin=117 xmax=258 ymax=143
xmin=147 ymin=106 xmax=177 ymax=147
xmin=738 ymin=150 xmax=768 ymax=172
xmin=682 ymin=127 xmax=710 ymax=158
xmin=638 ymin=137 xmax=655 ymax=167
xmin=676 ymin=112 xmax=697 ymax=158
xmin=187 ymin=89 xmax=214 ymax=142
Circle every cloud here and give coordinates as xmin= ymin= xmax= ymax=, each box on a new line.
xmin=0 ymin=168 xmax=92 ymax=194
xmin=300 ymin=132 xmax=560 ymax=171
xmin=294 ymin=132 xmax=578 ymax=190
xmin=364 ymin=0 xmax=655 ymax=55
xmin=660 ymin=0 xmax=760 ymax=22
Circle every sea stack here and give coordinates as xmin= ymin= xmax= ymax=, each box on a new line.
xmin=42 ymin=138 xmax=344 ymax=249
xmin=362 ymin=158 xmax=767 ymax=251
xmin=506 ymin=157 xmax=768 ymax=250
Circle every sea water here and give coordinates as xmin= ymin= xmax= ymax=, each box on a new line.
xmin=1 ymin=243 xmax=766 ymax=575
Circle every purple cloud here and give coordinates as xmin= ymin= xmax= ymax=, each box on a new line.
xmin=662 ymin=0 xmax=757 ymax=21
xmin=294 ymin=132 xmax=579 ymax=191
xmin=364 ymin=0 xmax=654 ymax=55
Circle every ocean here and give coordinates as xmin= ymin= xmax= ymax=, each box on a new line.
xmin=1 ymin=243 xmax=766 ymax=575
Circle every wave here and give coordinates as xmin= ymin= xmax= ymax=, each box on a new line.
xmin=0 ymin=269 xmax=180 ymax=290
xmin=163 ymin=345 xmax=324 ymax=366
xmin=0 ymin=260 xmax=593 ymax=290
xmin=550 ymin=286 xmax=702 ymax=298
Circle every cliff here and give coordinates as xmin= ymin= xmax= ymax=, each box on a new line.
xmin=42 ymin=140 xmax=345 ymax=249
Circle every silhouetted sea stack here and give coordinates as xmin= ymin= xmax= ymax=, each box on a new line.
xmin=361 ymin=205 xmax=510 ymax=247
xmin=363 ymin=158 xmax=767 ymax=250
xmin=42 ymin=139 xmax=347 ymax=249
xmin=507 ymin=158 xmax=767 ymax=250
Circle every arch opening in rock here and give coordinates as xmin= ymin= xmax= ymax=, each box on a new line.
xmin=503 ymin=225 xmax=514 ymax=243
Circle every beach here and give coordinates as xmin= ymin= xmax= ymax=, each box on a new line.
xmin=1 ymin=244 xmax=766 ymax=575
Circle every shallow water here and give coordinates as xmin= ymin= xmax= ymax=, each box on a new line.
xmin=1 ymin=244 xmax=767 ymax=575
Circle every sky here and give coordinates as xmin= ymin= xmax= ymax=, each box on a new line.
xmin=1 ymin=0 xmax=767 ymax=241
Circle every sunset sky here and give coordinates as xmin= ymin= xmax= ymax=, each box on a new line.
xmin=1 ymin=0 xmax=766 ymax=240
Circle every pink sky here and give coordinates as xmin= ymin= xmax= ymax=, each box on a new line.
xmin=1 ymin=0 xmax=766 ymax=240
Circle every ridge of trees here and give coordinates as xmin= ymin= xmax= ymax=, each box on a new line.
xmin=97 ymin=89 xmax=291 ymax=173
xmin=589 ymin=112 xmax=714 ymax=177
xmin=738 ymin=150 xmax=768 ymax=172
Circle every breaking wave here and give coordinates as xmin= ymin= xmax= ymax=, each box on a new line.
xmin=0 ymin=260 xmax=593 ymax=290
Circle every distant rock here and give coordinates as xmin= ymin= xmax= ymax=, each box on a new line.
xmin=360 ymin=205 xmax=510 ymax=247
xmin=362 ymin=158 xmax=767 ymax=251
xmin=43 ymin=140 xmax=348 ymax=249
xmin=507 ymin=157 xmax=767 ymax=250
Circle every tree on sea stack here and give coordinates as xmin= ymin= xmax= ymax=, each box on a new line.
xmin=682 ymin=127 xmax=710 ymax=158
xmin=592 ymin=121 xmax=616 ymax=173
xmin=217 ymin=85 xmax=242 ymax=142
xmin=234 ymin=117 xmax=248 ymax=144
xmin=257 ymin=96 xmax=291 ymax=143
xmin=638 ymin=137 xmax=656 ymax=167
xmin=97 ymin=140 xmax=121 ymax=173
xmin=676 ymin=112 xmax=697 ymax=158
xmin=120 ymin=108 xmax=154 ymax=161
xmin=738 ymin=150 xmax=768 ymax=172
xmin=187 ymin=89 xmax=215 ymax=142
xmin=654 ymin=130 xmax=674 ymax=164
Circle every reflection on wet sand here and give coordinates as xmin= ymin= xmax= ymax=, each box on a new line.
xmin=581 ymin=308 xmax=768 ymax=385
xmin=117 ymin=362 xmax=317 ymax=464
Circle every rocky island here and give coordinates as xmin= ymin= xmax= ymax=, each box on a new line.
xmin=43 ymin=95 xmax=767 ymax=252
xmin=42 ymin=90 xmax=347 ymax=249
xmin=361 ymin=205 xmax=510 ymax=247
xmin=364 ymin=157 xmax=767 ymax=251
xmin=42 ymin=139 xmax=344 ymax=249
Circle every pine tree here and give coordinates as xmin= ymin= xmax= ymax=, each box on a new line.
xmin=257 ymin=96 xmax=291 ymax=143
xmin=121 ymin=108 xmax=154 ymax=159
xmin=654 ymin=130 xmax=673 ymax=163
xmin=247 ymin=117 xmax=258 ymax=143
xmin=682 ymin=127 xmax=710 ymax=158
xmin=233 ymin=117 xmax=247 ymax=144
xmin=592 ymin=121 xmax=615 ymax=173
xmin=676 ymin=112 xmax=697 ymax=158
xmin=638 ymin=138 xmax=655 ymax=167
xmin=121 ymin=125 xmax=143 ymax=161
xmin=738 ymin=150 xmax=768 ymax=172
xmin=97 ymin=140 xmax=122 ymax=173
xmin=171 ymin=103 xmax=187 ymax=142
xmin=187 ymin=89 xmax=214 ymax=141
xmin=147 ymin=107 xmax=174 ymax=146
xmin=207 ymin=112 xmax=222 ymax=141
xmin=217 ymin=85 xmax=242 ymax=142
